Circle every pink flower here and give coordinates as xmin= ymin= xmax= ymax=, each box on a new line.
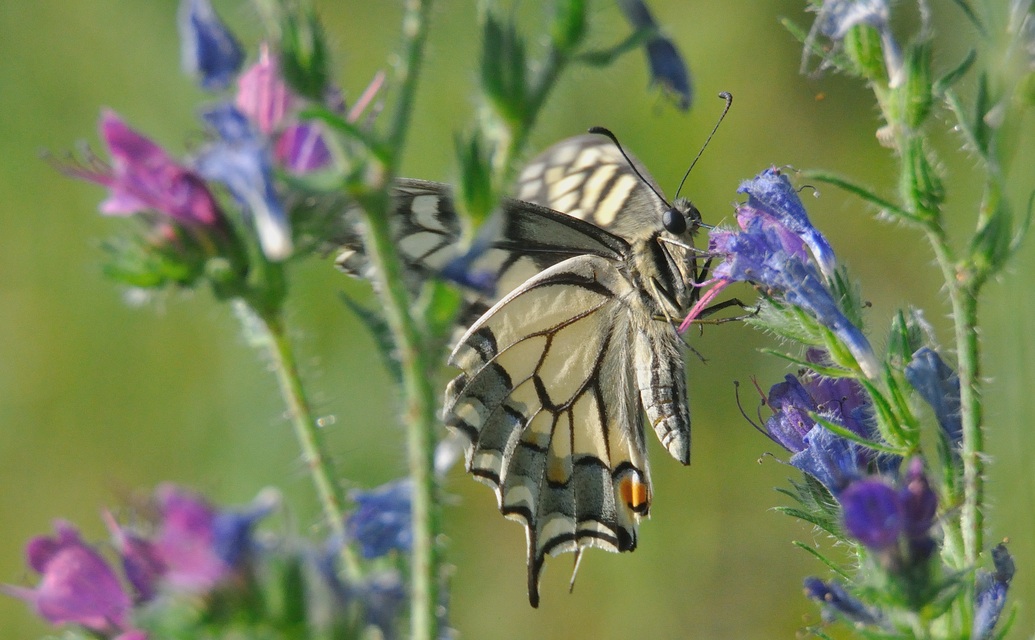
xmin=63 ymin=110 xmax=226 ymax=229
xmin=2 ymin=521 xmax=131 ymax=634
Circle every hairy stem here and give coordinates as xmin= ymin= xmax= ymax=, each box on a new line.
xmin=249 ymin=303 xmax=361 ymax=579
xmin=367 ymin=0 xmax=441 ymax=638
xmin=924 ymin=227 xmax=984 ymax=568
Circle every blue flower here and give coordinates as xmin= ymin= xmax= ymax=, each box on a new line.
xmin=972 ymin=543 xmax=1015 ymax=640
xmin=790 ymin=425 xmax=866 ymax=494
xmin=904 ymin=347 xmax=962 ymax=452
xmin=684 ymin=169 xmax=878 ymax=378
xmin=737 ymin=168 xmax=837 ymax=280
xmin=809 ymin=0 xmax=904 ymax=86
xmin=804 ymin=577 xmax=883 ymax=626
xmin=617 ymin=0 xmax=692 ymax=110
xmin=346 ymin=479 xmax=413 ymax=559
xmin=195 ymin=103 xmax=293 ymax=261
xmin=764 ymin=374 xmax=819 ymax=453
xmin=761 ymin=364 xmax=899 ymax=495
xmin=178 ymin=0 xmax=244 ymax=91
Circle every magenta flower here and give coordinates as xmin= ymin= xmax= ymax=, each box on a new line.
xmin=150 ymin=484 xmax=275 ymax=593
xmin=2 ymin=521 xmax=132 ymax=634
xmin=234 ymin=44 xmax=333 ymax=174
xmin=63 ymin=110 xmax=226 ymax=230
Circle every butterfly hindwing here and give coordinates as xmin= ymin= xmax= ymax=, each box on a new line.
xmin=444 ymin=254 xmax=652 ymax=607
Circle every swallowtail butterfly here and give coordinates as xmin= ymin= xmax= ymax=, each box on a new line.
xmin=337 ymin=133 xmax=705 ymax=606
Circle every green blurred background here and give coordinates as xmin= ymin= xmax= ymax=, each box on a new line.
xmin=1 ymin=1 xmax=1032 ymax=638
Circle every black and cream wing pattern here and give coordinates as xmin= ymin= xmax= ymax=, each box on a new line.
xmin=337 ymin=135 xmax=704 ymax=606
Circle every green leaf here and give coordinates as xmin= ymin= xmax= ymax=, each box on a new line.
xmin=774 ymin=505 xmax=841 ymax=538
xmin=793 ymin=541 xmax=852 ymax=580
xmin=844 ymin=24 xmax=888 ymax=82
xmin=812 ymin=414 xmax=905 ymax=456
xmin=551 ymin=0 xmax=587 ymax=53
xmin=481 ymin=13 xmax=528 ymax=125
xmin=899 ymin=136 xmax=944 ymax=224
xmin=933 ymin=49 xmax=976 ymax=97
xmin=801 ymin=170 xmax=915 ymax=222
xmin=454 ymin=130 xmax=497 ymax=227
xmin=279 ymin=5 xmax=330 ymax=101
xmin=903 ymin=39 xmax=933 ymax=128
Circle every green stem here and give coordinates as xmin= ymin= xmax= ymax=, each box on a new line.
xmin=251 ymin=303 xmax=361 ymax=579
xmin=357 ymin=189 xmax=441 ymax=640
xmin=924 ymin=227 xmax=984 ymax=570
xmin=367 ymin=0 xmax=440 ymax=638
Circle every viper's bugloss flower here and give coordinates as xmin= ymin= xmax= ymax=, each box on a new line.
xmin=841 ymin=478 xmax=903 ymax=550
xmin=973 ymin=543 xmax=1015 ymax=640
xmin=809 ymin=0 xmax=904 ymax=86
xmin=235 ymin=44 xmax=337 ymax=174
xmin=840 ymin=458 xmax=937 ymax=563
xmin=196 ymin=103 xmax=293 ymax=261
xmin=65 ymin=111 xmax=226 ymax=229
xmin=804 ymin=577 xmax=883 ymax=626
xmin=762 ymin=366 xmax=895 ymax=494
xmin=347 ymin=479 xmax=413 ymax=559
xmin=150 ymin=484 xmax=275 ymax=593
xmin=363 ymin=570 xmax=407 ymax=640
xmin=2 ymin=521 xmax=133 ymax=634
xmin=905 ymin=347 xmax=962 ymax=451
xmin=236 ymin=44 xmax=296 ymax=136
xmin=683 ymin=169 xmax=878 ymax=378
xmin=738 ymin=168 xmax=837 ymax=279
xmin=104 ymin=512 xmax=165 ymax=604
xmin=178 ymin=0 xmax=244 ymax=91
xmin=617 ymin=0 xmax=692 ymax=110
xmin=791 ymin=424 xmax=867 ymax=494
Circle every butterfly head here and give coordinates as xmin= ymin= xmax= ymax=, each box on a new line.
xmin=665 ymin=197 xmax=702 ymax=238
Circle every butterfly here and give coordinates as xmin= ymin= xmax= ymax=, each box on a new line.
xmin=337 ymin=133 xmax=705 ymax=606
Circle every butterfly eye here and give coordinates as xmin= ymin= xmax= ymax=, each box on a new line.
xmin=662 ymin=207 xmax=687 ymax=235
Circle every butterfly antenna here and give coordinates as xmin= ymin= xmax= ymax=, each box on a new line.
xmin=588 ymin=126 xmax=671 ymax=208
xmin=674 ymin=91 xmax=733 ymax=201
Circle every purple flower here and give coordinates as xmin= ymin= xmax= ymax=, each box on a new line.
xmin=737 ymin=168 xmax=837 ymax=279
xmin=839 ymin=459 xmax=937 ymax=561
xmin=104 ymin=512 xmax=165 ymax=604
xmin=2 ymin=521 xmax=132 ymax=634
xmin=617 ymin=0 xmax=692 ymax=110
xmin=64 ymin=111 xmax=225 ymax=229
xmin=841 ymin=478 xmax=903 ymax=550
xmin=148 ymin=484 xmax=275 ymax=593
xmin=178 ymin=0 xmax=244 ymax=91
xmin=764 ymin=374 xmax=819 ymax=452
xmin=905 ymin=347 xmax=962 ymax=452
xmin=274 ymin=123 xmax=333 ymax=174
xmin=973 ymin=544 xmax=1014 ymax=639
xmin=683 ymin=169 xmax=878 ymax=378
xmin=234 ymin=44 xmax=335 ymax=174
xmin=804 ymin=577 xmax=883 ymax=626
xmin=195 ymin=103 xmax=293 ymax=261
xmin=761 ymin=367 xmax=887 ymax=494
xmin=790 ymin=425 xmax=866 ymax=494
xmin=347 ymin=479 xmax=413 ymax=559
